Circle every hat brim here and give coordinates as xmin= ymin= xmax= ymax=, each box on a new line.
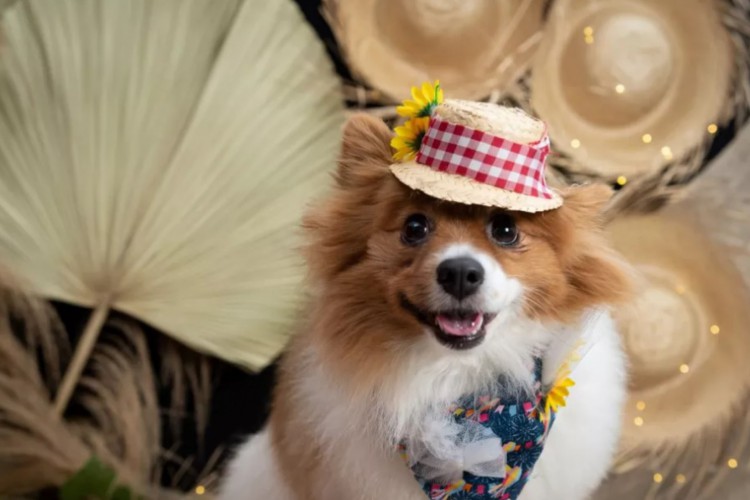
xmin=390 ymin=162 xmax=562 ymax=213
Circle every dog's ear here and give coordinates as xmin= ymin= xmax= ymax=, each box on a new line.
xmin=303 ymin=114 xmax=396 ymax=282
xmin=536 ymin=183 xmax=613 ymax=250
xmin=559 ymin=183 xmax=613 ymax=225
xmin=336 ymin=113 xmax=393 ymax=188
xmin=556 ymin=184 xmax=633 ymax=313
xmin=561 ymin=242 xmax=633 ymax=313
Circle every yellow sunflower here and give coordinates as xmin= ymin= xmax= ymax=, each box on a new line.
xmin=396 ymin=80 xmax=444 ymax=119
xmin=544 ymin=343 xmax=583 ymax=416
xmin=545 ymin=369 xmax=575 ymax=415
xmin=390 ymin=116 xmax=430 ymax=161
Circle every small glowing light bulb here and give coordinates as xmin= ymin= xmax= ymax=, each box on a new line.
xmin=634 ymin=416 xmax=644 ymax=426
xmin=707 ymin=123 xmax=718 ymax=134
xmin=653 ymin=473 xmax=663 ymax=483
xmin=661 ymin=146 xmax=673 ymax=160
xmin=615 ymin=84 xmax=625 ymax=94
xmin=616 ymin=176 xmax=628 ymax=186
xmin=583 ymin=26 xmax=594 ymax=36
xmin=642 ymin=133 xmax=653 ymax=144
xmin=710 ymin=325 xmax=720 ymax=335
xmin=570 ymin=138 xmax=581 ymax=149
xmin=676 ymin=474 xmax=686 ymax=484
xmin=636 ymin=401 xmax=646 ymax=411
xmin=195 ymin=486 xmax=206 ymax=495
xmin=728 ymin=458 xmax=738 ymax=469
xmin=679 ymin=364 xmax=690 ymax=374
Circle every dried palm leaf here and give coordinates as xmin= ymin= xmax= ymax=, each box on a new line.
xmin=0 ymin=0 xmax=345 ymax=416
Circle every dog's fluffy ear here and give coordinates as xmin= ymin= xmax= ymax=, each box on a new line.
xmin=303 ymin=114 xmax=396 ymax=282
xmin=555 ymin=184 xmax=633 ymax=312
xmin=559 ymin=183 xmax=613 ymax=225
xmin=336 ymin=113 xmax=393 ymax=188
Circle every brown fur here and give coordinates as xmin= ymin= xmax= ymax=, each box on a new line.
xmin=302 ymin=113 xmax=630 ymax=370
xmin=270 ymin=113 xmax=632 ymax=497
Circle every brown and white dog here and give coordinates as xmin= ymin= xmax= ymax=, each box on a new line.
xmin=220 ymin=114 xmax=632 ymax=500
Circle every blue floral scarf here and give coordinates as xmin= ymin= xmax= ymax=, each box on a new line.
xmin=399 ymin=359 xmax=563 ymax=500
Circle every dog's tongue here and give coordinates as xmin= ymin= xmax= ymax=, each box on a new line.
xmin=436 ymin=312 xmax=484 ymax=337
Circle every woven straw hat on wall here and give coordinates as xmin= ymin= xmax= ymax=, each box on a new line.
xmin=596 ymin=124 xmax=750 ymax=499
xmin=610 ymin=213 xmax=750 ymax=446
xmin=532 ymin=0 xmax=733 ymax=182
xmin=325 ymin=0 xmax=546 ymax=101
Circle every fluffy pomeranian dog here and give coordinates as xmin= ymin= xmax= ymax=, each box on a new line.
xmin=220 ymin=113 xmax=632 ymax=500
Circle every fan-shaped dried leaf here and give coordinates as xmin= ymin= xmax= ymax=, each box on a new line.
xmin=0 ymin=0 xmax=345 ymax=371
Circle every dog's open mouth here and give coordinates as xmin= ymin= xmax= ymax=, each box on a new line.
xmin=433 ymin=310 xmax=491 ymax=349
xmin=399 ymin=294 xmax=495 ymax=350
xmin=436 ymin=311 xmax=484 ymax=337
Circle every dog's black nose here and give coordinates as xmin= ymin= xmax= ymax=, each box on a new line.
xmin=436 ymin=257 xmax=484 ymax=300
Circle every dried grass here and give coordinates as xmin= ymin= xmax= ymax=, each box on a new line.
xmin=0 ymin=269 xmax=216 ymax=497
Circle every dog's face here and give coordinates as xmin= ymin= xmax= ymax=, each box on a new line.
xmin=304 ymin=114 xmax=630 ymax=374
xmin=391 ymin=199 xmax=557 ymax=351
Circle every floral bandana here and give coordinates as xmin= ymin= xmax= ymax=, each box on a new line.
xmin=400 ymin=358 xmax=573 ymax=500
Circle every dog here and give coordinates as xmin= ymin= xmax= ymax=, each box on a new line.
xmin=220 ymin=113 xmax=632 ymax=500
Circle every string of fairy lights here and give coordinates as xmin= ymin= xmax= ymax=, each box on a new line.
xmin=567 ymin=25 xmax=720 ymax=188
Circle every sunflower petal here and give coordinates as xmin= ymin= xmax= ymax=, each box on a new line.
xmin=548 ymin=392 xmax=565 ymax=406
xmin=390 ymin=137 xmax=409 ymax=149
xmin=392 ymin=148 xmax=409 ymax=161
xmin=400 ymin=100 xmax=423 ymax=114
xmin=411 ymin=85 xmax=427 ymax=108
xmin=402 ymin=150 xmax=416 ymax=161
xmin=422 ymin=81 xmax=435 ymax=102
xmin=411 ymin=116 xmax=430 ymax=132
xmin=396 ymin=102 xmax=418 ymax=118
xmin=394 ymin=125 xmax=416 ymax=141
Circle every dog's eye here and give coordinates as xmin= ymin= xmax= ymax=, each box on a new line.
xmin=488 ymin=213 xmax=519 ymax=247
xmin=402 ymin=213 xmax=431 ymax=246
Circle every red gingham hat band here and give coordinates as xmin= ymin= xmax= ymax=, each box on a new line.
xmin=416 ymin=116 xmax=555 ymax=200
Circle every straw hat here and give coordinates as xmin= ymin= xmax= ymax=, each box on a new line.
xmin=324 ymin=0 xmax=545 ymax=101
xmin=531 ymin=0 xmax=733 ymax=180
xmin=609 ymin=212 xmax=750 ymax=445
xmin=592 ymin=124 xmax=750 ymax=498
xmin=389 ymin=83 xmax=561 ymax=212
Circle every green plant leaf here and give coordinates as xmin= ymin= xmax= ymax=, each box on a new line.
xmin=60 ymin=456 xmax=137 ymax=500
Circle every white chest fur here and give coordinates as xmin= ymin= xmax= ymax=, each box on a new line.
xmin=219 ymin=310 xmax=626 ymax=500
